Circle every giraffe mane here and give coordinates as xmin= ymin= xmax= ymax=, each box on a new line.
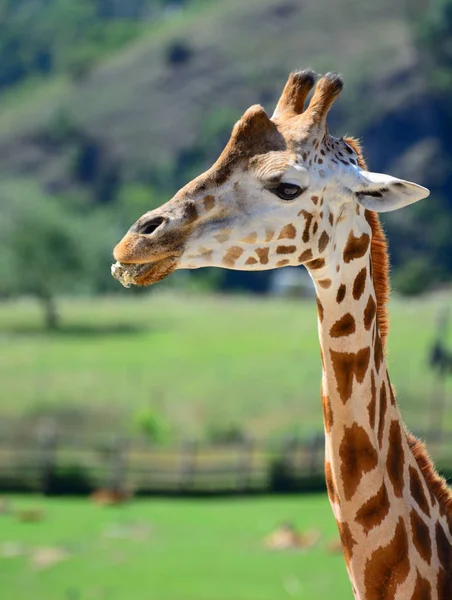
xmin=407 ymin=432 xmax=452 ymax=515
xmin=344 ymin=136 xmax=452 ymax=513
xmin=343 ymin=136 xmax=390 ymax=346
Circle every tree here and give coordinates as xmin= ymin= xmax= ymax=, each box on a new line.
xmin=0 ymin=180 xmax=117 ymax=329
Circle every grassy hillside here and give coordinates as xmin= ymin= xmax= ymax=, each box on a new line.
xmin=1 ymin=292 xmax=451 ymax=439
xmin=1 ymin=494 xmax=349 ymax=600
xmin=2 ymin=0 xmax=447 ymax=296
xmin=0 ymin=0 xmax=421 ymax=184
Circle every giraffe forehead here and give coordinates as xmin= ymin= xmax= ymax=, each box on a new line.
xmin=248 ymin=151 xmax=295 ymax=179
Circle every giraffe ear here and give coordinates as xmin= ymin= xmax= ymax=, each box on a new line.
xmin=354 ymin=170 xmax=430 ymax=213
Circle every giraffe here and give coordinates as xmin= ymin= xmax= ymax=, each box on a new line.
xmin=112 ymin=70 xmax=452 ymax=598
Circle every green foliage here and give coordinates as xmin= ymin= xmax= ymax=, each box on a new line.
xmin=415 ymin=0 xmax=452 ymax=89
xmin=44 ymin=463 xmax=94 ymax=495
xmin=0 ymin=180 xmax=120 ymax=326
xmin=392 ymin=257 xmax=439 ymax=296
xmin=116 ymin=183 xmax=163 ymax=226
xmin=132 ymin=406 xmax=171 ymax=444
xmin=0 ymin=0 xmax=184 ymax=89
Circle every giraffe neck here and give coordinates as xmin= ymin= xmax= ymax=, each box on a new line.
xmin=310 ymin=209 xmax=451 ymax=600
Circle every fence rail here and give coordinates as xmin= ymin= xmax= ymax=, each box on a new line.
xmin=0 ymin=425 xmax=451 ymax=495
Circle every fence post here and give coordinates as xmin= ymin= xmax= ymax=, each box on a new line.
xmin=236 ymin=436 xmax=254 ymax=493
xmin=178 ymin=440 xmax=197 ymax=492
xmin=107 ymin=434 xmax=128 ymax=492
xmin=308 ymin=432 xmax=324 ymax=476
xmin=38 ymin=420 xmax=57 ymax=495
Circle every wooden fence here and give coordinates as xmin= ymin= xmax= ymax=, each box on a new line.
xmin=0 ymin=424 xmax=451 ymax=495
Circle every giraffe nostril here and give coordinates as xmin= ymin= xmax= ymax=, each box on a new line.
xmin=139 ymin=217 xmax=166 ymax=236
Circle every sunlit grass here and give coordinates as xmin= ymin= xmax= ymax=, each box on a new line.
xmin=0 ymin=494 xmax=350 ymax=600
xmin=0 ymin=291 xmax=451 ymax=439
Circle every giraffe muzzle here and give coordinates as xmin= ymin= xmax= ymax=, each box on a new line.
xmin=111 ymin=252 xmax=180 ymax=287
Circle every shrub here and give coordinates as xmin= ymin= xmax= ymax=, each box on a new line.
xmin=165 ymin=40 xmax=193 ymax=66
xmin=44 ymin=463 xmax=94 ymax=496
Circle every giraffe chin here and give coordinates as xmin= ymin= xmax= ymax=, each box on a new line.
xmin=111 ymin=257 xmax=178 ymax=288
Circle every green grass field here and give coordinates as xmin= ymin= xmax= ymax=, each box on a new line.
xmin=0 ymin=291 xmax=451 ymax=438
xmin=0 ymin=494 xmax=350 ymax=600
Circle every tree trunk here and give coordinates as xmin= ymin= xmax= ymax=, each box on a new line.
xmin=42 ymin=295 xmax=58 ymax=330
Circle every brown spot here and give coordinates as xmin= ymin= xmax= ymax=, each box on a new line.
xmin=377 ymin=382 xmax=387 ymax=448
xmin=330 ymin=313 xmax=356 ymax=338
xmin=411 ymin=570 xmax=431 ymax=600
xmin=313 ymin=222 xmax=318 ymax=235
xmin=322 ymin=391 xmax=333 ymax=433
xmin=300 ymin=210 xmax=313 ymax=242
xmin=336 ymin=284 xmax=346 ymax=304
xmin=245 ymin=256 xmax=258 ymax=265
xmin=325 ymin=460 xmax=338 ymax=504
xmin=436 ymin=522 xmax=451 ymax=571
xmin=352 ymin=267 xmax=367 ymax=300
xmin=298 ymin=249 xmax=313 ymax=263
xmin=437 ymin=566 xmax=452 ymax=598
xmin=389 ymin=380 xmax=396 ymax=406
xmin=355 ymin=483 xmax=390 ymax=534
xmin=374 ymin=333 xmax=384 ymax=373
xmin=318 ymin=158 xmax=323 ymax=164
xmin=328 ymin=212 xmax=334 ymax=226
xmin=306 ymin=258 xmax=325 ymax=270
xmin=364 ymin=295 xmax=376 ymax=330
xmin=330 ymin=347 xmax=371 ymax=403
xmin=215 ymin=232 xmax=230 ymax=243
xmin=223 ymin=246 xmax=243 ymax=267
xmin=241 ymin=232 xmax=258 ymax=244
xmin=318 ymin=278 xmax=331 ymax=289
xmin=339 ymin=423 xmax=378 ymax=500
xmin=198 ymin=247 xmax=213 ymax=261
xmin=318 ymin=231 xmax=329 ymax=253
xmin=278 ymin=224 xmax=296 ymax=240
xmin=255 ymin=247 xmax=269 ymax=265
xmin=276 ymin=245 xmax=296 ymax=255
xmin=311 ymin=195 xmax=319 ymax=205
xmin=411 ymin=509 xmax=432 ymax=565
xmin=409 ymin=466 xmax=431 ymax=518
xmin=386 ymin=420 xmax=405 ymax=498
xmin=316 ymin=298 xmax=324 ymax=322
xmin=343 ymin=232 xmax=370 ymax=263
xmin=363 ymin=517 xmax=410 ymax=600
xmin=276 ymin=259 xmax=289 ymax=267
xmin=184 ymin=202 xmax=199 ymax=223
xmin=368 ymin=370 xmax=376 ymax=429
xmin=337 ymin=521 xmax=356 ymax=567
xmin=265 ymin=228 xmax=274 ymax=242
xmin=203 ymin=195 xmax=215 ymax=211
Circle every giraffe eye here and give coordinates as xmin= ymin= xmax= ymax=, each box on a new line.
xmin=271 ymin=182 xmax=304 ymax=201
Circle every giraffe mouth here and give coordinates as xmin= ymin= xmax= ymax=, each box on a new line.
xmin=111 ymin=257 xmax=178 ymax=287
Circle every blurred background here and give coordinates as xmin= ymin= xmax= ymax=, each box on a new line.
xmin=1 ymin=0 xmax=452 ymax=598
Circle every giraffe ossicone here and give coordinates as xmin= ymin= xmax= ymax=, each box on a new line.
xmin=113 ymin=71 xmax=452 ymax=599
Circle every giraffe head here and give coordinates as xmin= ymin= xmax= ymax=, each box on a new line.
xmin=112 ymin=70 xmax=429 ymax=287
